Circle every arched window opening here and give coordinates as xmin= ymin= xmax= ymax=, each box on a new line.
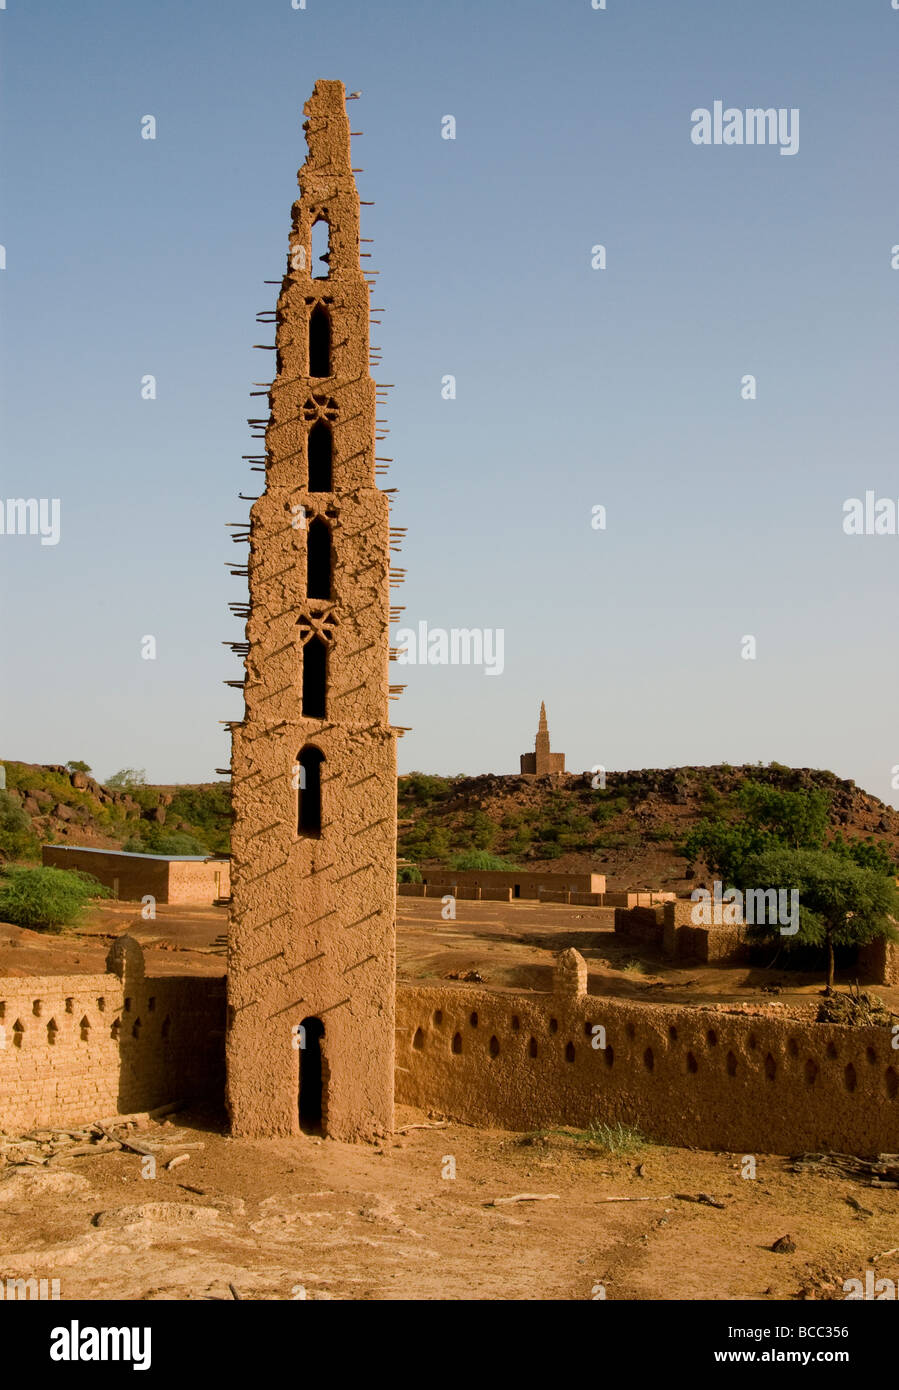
xmin=307 ymin=420 xmax=332 ymax=491
xmin=309 ymin=304 xmax=331 ymax=377
xmin=298 ymin=1016 xmax=326 ymax=1133
xmin=297 ymin=746 xmax=325 ymax=837
xmin=302 ymin=636 xmax=327 ymax=719
xmin=311 ymin=218 xmax=330 ymax=279
xmin=307 ymin=518 xmax=331 ymax=600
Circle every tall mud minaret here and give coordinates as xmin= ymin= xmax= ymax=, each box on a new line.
xmin=226 ymin=80 xmax=397 ymax=1140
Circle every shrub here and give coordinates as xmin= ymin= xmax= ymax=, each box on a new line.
xmin=398 ymin=863 xmax=423 ymax=884
xmin=0 ymin=792 xmax=40 ymax=862
xmin=448 ymin=850 xmax=522 ymax=871
xmin=0 ymin=865 xmax=111 ymax=931
xmin=122 ymin=828 xmax=208 ymax=856
xmin=105 ymin=768 xmax=147 ymax=789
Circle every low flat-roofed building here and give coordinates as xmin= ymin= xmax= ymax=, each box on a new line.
xmin=41 ymin=845 xmax=230 ymax=905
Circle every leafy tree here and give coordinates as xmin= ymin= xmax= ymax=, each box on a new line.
xmin=683 ymin=782 xmax=832 ymax=881
xmin=65 ymin=760 xmax=92 ymax=775
xmin=737 ymin=847 xmax=899 ymax=993
xmin=830 ymin=833 xmax=897 ymax=877
xmin=0 ymin=865 xmax=112 ymax=931
xmin=106 ymin=768 xmax=147 ymax=789
xmin=397 ymin=863 xmax=422 ymax=884
xmin=736 ymin=783 xmax=831 ymax=849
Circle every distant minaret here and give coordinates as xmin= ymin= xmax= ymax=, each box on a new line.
xmin=520 ymin=701 xmax=565 ymax=776
xmin=226 ymin=80 xmax=397 ymax=1141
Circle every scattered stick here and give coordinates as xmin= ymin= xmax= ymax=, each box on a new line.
xmin=396 ymin=1122 xmax=447 ymax=1134
xmin=228 ymin=1284 xmax=243 ymax=1301
xmin=166 ymin=1154 xmax=190 ymax=1171
xmin=597 ymin=1195 xmax=672 ymax=1203
xmin=487 ymin=1193 xmax=560 ymax=1206
xmin=674 ymin=1192 xmax=726 ymax=1209
xmin=871 ymin=1247 xmax=899 ymax=1264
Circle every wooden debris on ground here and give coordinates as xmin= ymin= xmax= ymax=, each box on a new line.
xmin=790 ymin=1152 xmax=899 ymax=1188
xmin=0 ymin=1115 xmax=203 ymax=1171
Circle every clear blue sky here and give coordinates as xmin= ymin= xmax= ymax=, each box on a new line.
xmin=1 ymin=0 xmax=898 ymax=805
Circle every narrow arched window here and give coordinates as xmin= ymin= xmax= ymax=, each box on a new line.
xmin=307 ymin=420 xmax=332 ymax=491
xmin=297 ymin=746 xmax=325 ymax=836
xmin=307 ymin=518 xmax=331 ymax=600
xmin=311 ymin=218 xmax=330 ymax=279
xmin=309 ymin=304 xmax=331 ymax=377
xmin=302 ymin=636 xmax=327 ymax=719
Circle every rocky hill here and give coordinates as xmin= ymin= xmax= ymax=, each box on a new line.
xmin=0 ymin=762 xmax=230 ymax=861
xmin=3 ymin=760 xmax=898 ymax=893
xmin=397 ymin=764 xmax=899 ymax=893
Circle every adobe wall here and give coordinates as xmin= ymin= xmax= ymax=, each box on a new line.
xmin=419 ymin=870 xmax=606 ymax=896
xmin=395 ymin=960 xmax=899 ymax=1154
xmin=42 ymin=846 xmax=171 ymax=903
xmin=0 ymin=940 xmax=225 ymax=1131
xmin=167 ymin=858 xmax=231 ymax=904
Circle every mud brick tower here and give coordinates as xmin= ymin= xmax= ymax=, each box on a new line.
xmin=520 ymin=701 xmax=565 ymax=776
xmin=226 ymin=81 xmax=397 ymax=1140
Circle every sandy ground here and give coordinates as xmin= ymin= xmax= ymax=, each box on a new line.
xmin=1 ymin=1105 xmax=894 ymax=1302
xmin=1 ymin=896 xmax=896 ymax=1301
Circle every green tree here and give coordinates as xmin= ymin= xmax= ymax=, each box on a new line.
xmin=65 ymin=760 xmax=92 ymax=775
xmin=0 ymin=865 xmax=112 ymax=931
xmin=683 ymin=782 xmax=832 ymax=882
xmin=737 ymin=847 xmax=899 ymax=993
xmin=830 ymin=833 xmax=897 ymax=877
xmin=397 ymin=863 xmax=422 ymax=884
xmin=106 ymin=768 xmax=147 ymax=789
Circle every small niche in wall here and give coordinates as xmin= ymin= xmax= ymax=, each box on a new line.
xmin=412 ymin=1027 xmax=424 ymax=1051
xmin=0 ymin=1002 xmax=5 ymax=1020
xmin=79 ymin=1016 xmax=91 ymax=1043
xmin=764 ymin=1053 xmax=776 ymax=1081
xmin=668 ymin=1025 xmax=678 ymax=1043
xmin=148 ymin=997 xmax=156 ymax=1013
xmin=604 ymin=1045 xmax=614 ymax=1068
xmin=511 ymin=1015 xmax=520 ymax=1032
xmin=97 ymin=998 xmax=106 ymax=1012
xmin=65 ymin=998 xmax=74 ymax=1015
xmin=843 ymin=1062 xmax=857 ymax=1093
xmin=706 ymin=1029 xmax=717 ymax=1047
xmin=804 ymin=1058 xmax=818 ymax=1085
xmin=686 ymin=1051 xmax=698 ymax=1073
xmin=46 ymin=1019 xmax=58 ymax=1046
xmin=826 ymin=1041 xmax=838 ymax=1060
xmin=433 ymin=1010 xmax=442 ymax=1026
xmin=161 ymin=1016 xmax=171 ymax=1040
xmin=866 ymin=1046 xmax=877 ymax=1065
xmin=132 ymin=1018 xmax=141 ymax=1040
xmin=528 ymin=1037 xmax=538 ymax=1059
xmin=12 ymin=1020 xmax=23 ymax=1048
xmin=469 ymin=1012 xmax=478 ymax=1028
xmin=110 ymin=1019 xmax=121 ymax=1042
xmin=32 ymin=1000 xmax=42 ymax=1017
xmin=643 ymin=1046 xmax=654 ymax=1072
xmin=886 ymin=1066 xmax=898 ymax=1099
xmin=549 ymin=1018 xmax=558 ymax=1034
xmin=451 ymin=1032 xmax=462 ymax=1054
xmin=489 ymin=1035 xmax=500 ymax=1058
xmin=726 ymin=1051 xmax=737 ymax=1076
xmin=565 ymin=1042 xmax=576 ymax=1063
